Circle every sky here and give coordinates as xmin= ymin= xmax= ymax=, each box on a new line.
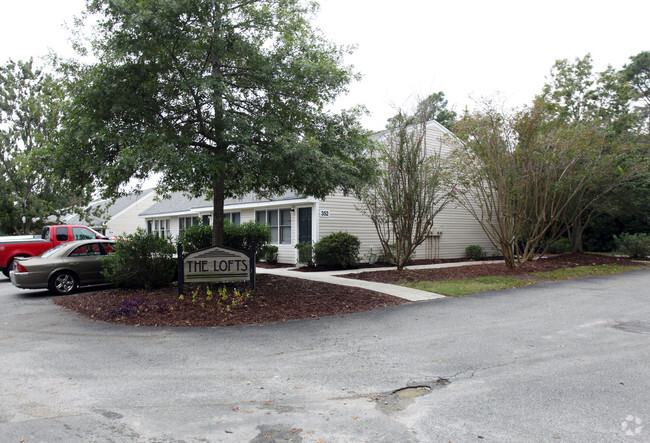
xmin=1 ymin=0 xmax=648 ymax=131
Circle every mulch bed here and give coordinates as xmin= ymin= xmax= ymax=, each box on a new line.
xmin=53 ymin=274 xmax=406 ymax=328
xmin=341 ymin=253 xmax=647 ymax=284
xmin=52 ymin=253 xmax=647 ymax=328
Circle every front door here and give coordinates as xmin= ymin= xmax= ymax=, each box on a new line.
xmin=298 ymin=208 xmax=312 ymax=244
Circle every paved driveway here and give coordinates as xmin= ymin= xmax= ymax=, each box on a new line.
xmin=1 ymin=270 xmax=649 ymax=442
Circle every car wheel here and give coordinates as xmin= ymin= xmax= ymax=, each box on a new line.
xmin=48 ymin=271 xmax=78 ymax=295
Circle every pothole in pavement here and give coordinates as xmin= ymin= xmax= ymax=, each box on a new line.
xmin=372 ymin=378 xmax=450 ymax=414
xmin=392 ymin=385 xmax=432 ymax=398
xmin=612 ymin=320 xmax=650 ymax=334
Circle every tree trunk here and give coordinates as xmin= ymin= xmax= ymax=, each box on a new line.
xmin=502 ymin=239 xmax=516 ymax=269
xmin=569 ymin=215 xmax=585 ymax=253
xmin=212 ymin=175 xmax=225 ymax=246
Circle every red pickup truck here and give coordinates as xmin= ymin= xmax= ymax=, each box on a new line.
xmin=0 ymin=225 xmax=106 ymax=277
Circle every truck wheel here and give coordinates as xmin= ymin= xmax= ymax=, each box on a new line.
xmin=48 ymin=271 xmax=78 ymax=295
xmin=3 ymin=257 xmax=17 ymax=277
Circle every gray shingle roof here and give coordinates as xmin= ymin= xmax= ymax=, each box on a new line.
xmin=139 ymin=191 xmax=304 ymax=217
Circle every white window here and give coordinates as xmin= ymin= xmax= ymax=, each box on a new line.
xmin=256 ymin=209 xmax=291 ymax=245
xmin=225 ymin=212 xmax=241 ymax=226
xmin=152 ymin=219 xmax=171 ymax=237
xmin=179 ymin=216 xmax=198 ymax=234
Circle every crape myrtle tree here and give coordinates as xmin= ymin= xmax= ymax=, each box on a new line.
xmin=56 ymin=0 xmax=378 ymax=246
xmin=448 ymin=100 xmax=632 ymax=268
xmin=0 ymin=59 xmax=89 ymax=235
xmin=358 ymin=110 xmax=451 ymax=270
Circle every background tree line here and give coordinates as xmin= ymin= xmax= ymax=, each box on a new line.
xmin=361 ymin=53 xmax=649 ymax=269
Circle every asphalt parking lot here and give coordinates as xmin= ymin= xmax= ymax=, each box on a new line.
xmin=1 ymin=270 xmax=649 ymax=442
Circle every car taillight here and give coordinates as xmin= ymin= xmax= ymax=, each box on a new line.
xmin=15 ymin=263 xmax=27 ymax=273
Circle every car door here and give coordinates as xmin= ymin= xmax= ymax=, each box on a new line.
xmin=67 ymin=243 xmax=104 ymax=284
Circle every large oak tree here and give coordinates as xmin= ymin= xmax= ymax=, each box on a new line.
xmin=57 ymin=0 xmax=377 ymax=245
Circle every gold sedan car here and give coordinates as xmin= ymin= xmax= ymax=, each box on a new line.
xmin=10 ymin=240 xmax=115 ymax=295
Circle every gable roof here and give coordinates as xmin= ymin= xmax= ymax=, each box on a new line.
xmin=66 ymin=189 xmax=155 ymax=226
xmin=371 ymin=119 xmax=454 ymax=140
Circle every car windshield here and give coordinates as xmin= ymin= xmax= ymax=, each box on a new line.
xmin=40 ymin=242 xmax=72 ymax=258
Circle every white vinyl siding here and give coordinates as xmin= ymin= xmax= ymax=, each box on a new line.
xmin=107 ymin=192 xmax=156 ymax=237
xmin=319 ymin=191 xmax=497 ymax=261
xmin=318 ymin=191 xmax=382 ymax=262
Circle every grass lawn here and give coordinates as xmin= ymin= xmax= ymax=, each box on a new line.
xmin=400 ymin=263 xmax=649 ymax=297
xmin=403 ymin=276 xmax=530 ymax=297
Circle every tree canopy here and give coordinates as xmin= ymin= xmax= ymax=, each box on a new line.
xmin=623 ymin=51 xmax=650 ymax=133
xmin=387 ymin=91 xmax=457 ymax=130
xmin=56 ymin=0 xmax=377 ymax=245
xmin=539 ymin=53 xmax=649 ymax=252
xmin=0 ymin=59 xmax=87 ymax=234
xmin=540 ymin=54 xmax=637 ymax=135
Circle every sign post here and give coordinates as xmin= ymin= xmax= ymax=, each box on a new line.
xmin=177 ymin=243 xmax=184 ymax=296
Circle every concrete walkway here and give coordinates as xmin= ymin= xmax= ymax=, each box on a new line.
xmin=256 ymin=260 xmax=503 ymax=302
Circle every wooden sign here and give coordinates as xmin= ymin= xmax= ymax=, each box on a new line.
xmin=183 ymin=245 xmax=251 ymax=283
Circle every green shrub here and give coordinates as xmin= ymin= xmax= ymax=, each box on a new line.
xmin=178 ymin=220 xmax=271 ymax=257
xmin=224 ymin=221 xmax=271 ymax=257
xmin=178 ymin=222 xmax=212 ymax=252
xmin=465 ymin=244 xmax=486 ymax=260
xmin=296 ymin=242 xmax=314 ymax=267
xmin=547 ymin=237 xmax=571 ymax=254
xmin=100 ymin=228 xmax=176 ymax=289
xmin=259 ymin=245 xmax=278 ymax=264
xmin=614 ymin=233 xmax=650 ymax=258
xmin=313 ymin=232 xmax=360 ymax=269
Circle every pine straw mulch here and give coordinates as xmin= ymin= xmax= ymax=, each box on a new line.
xmin=53 ymin=254 xmax=648 ymax=328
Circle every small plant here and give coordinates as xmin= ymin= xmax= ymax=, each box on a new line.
xmin=259 ymin=245 xmax=279 ymax=264
xmin=465 ymin=244 xmax=486 ymax=260
xmin=614 ymin=233 xmax=650 ymax=259
xmin=108 ymin=297 xmax=145 ymax=319
xmin=206 ymin=285 xmax=213 ymax=302
xmin=313 ymin=232 xmax=360 ymax=269
xmin=295 ymin=242 xmax=314 ymax=267
xmin=107 ymin=297 xmax=171 ymax=320
xmin=179 ymin=284 xmax=252 ymax=312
